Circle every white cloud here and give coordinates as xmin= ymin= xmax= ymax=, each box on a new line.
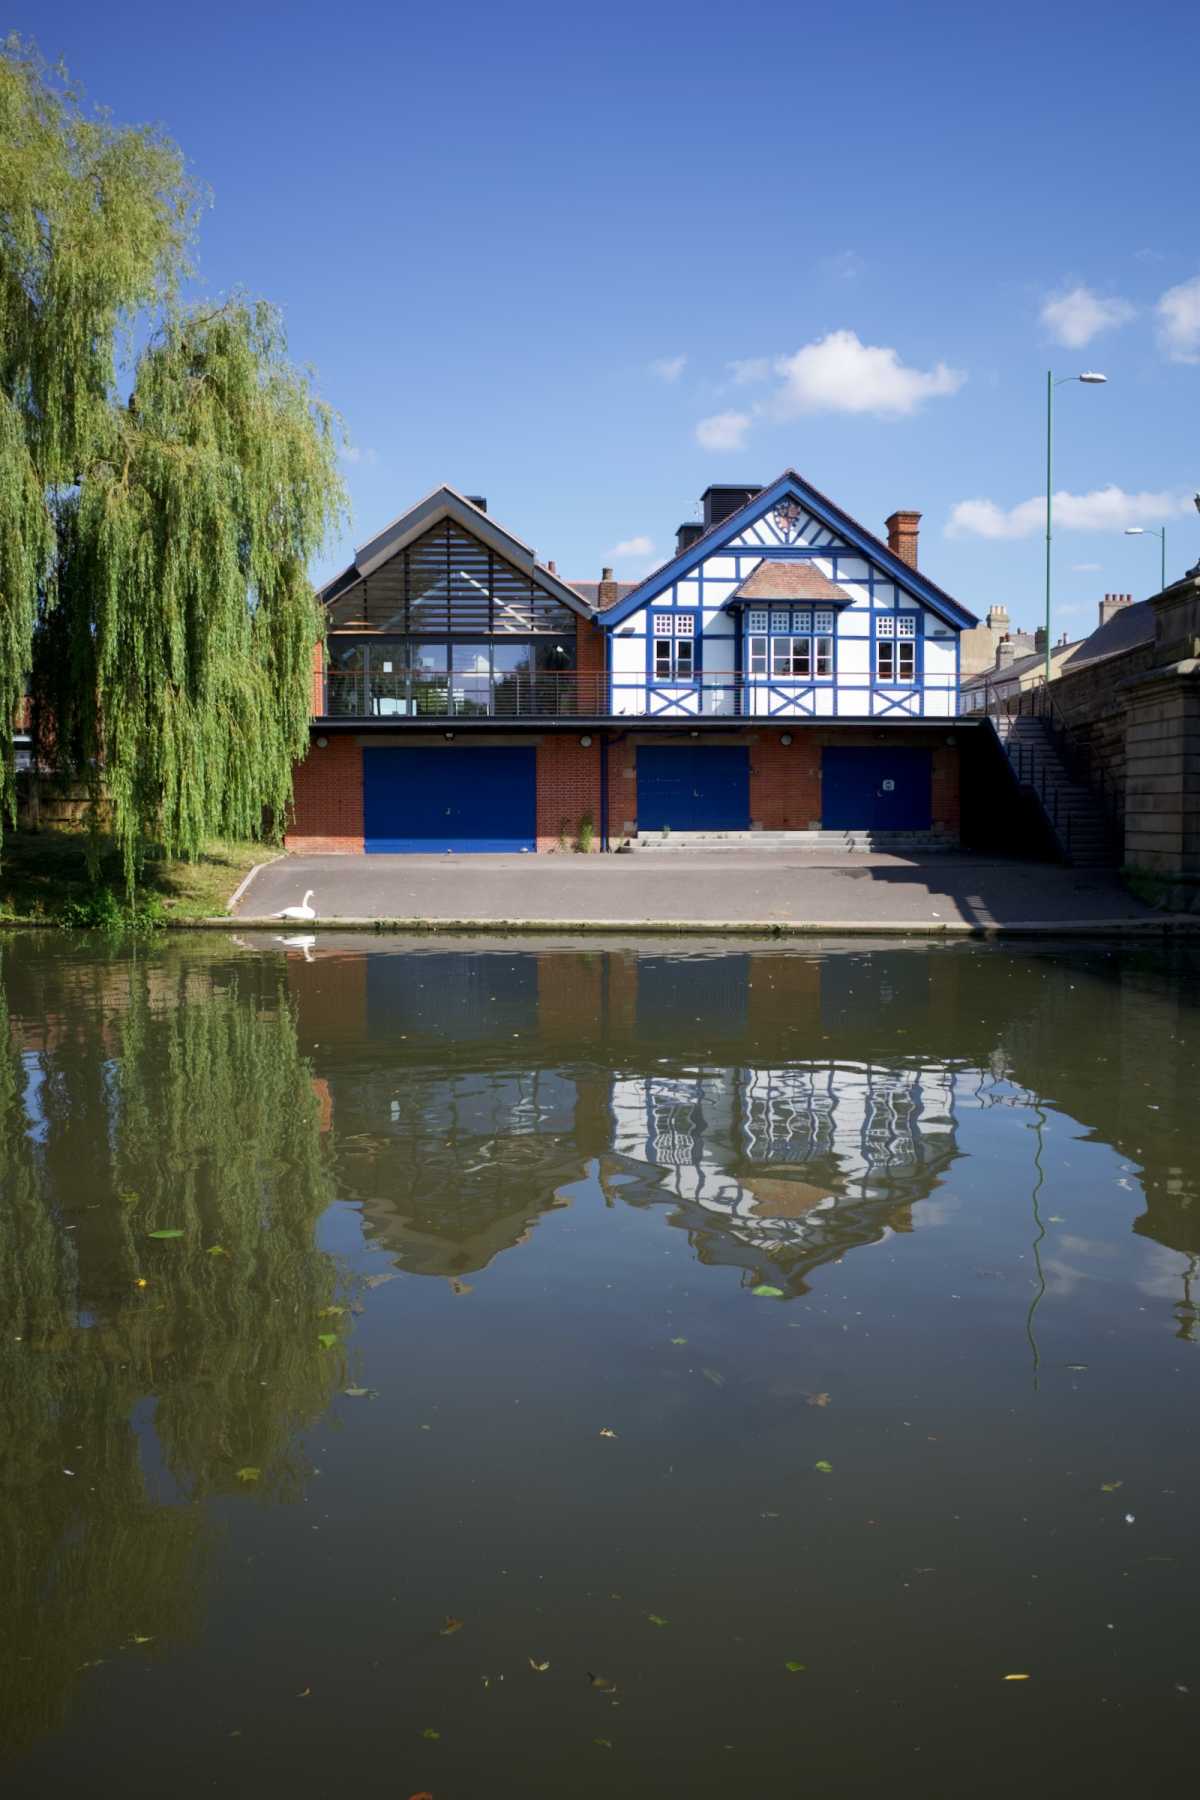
xmin=821 ymin=249 xmax=864 ymax=281
xmin=1071 ymin=562 xmax=1102 ymax=572
xmin=770 ymin=330 xmax=965 ymax=418
xmin=607 ymin=534 xmax=655 ymax=560
xmin=726 ymin=357 xmax=770 ymax=385
xmin=1157 ymin=274 xmax=1200 ymax=363
xmin=695 ymin=410 xmax=752 ymax=452
xmin=1040 ymin=284 xmax=1135 ymax=349
xmin=340 ymin=445 xmax=378 ymax=467
xmin=651 ymin=354 xmax=687 ymax=382
xmin=947 ymin=486 xmax=1190 ymax=540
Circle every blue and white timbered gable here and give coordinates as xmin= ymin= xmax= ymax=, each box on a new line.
xmin=600 ymin=471 xmax=975 ymax=720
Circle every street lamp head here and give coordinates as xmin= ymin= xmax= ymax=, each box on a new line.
xmin=1193 ymin=493 xmax=1200 ymax=516
xmin=1078 ymin=371 xmax=1108 ymax=384
xmin=1124 ymin=527 xmax=1145 ymax=536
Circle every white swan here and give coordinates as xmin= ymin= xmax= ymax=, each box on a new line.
xmin=275 ymin=889 xmax=316 ymax=921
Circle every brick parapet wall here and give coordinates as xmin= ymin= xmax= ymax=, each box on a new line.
xmin=286 ymin=736 xmax=364 ymax=852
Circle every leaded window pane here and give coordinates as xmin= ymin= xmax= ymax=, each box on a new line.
xmin=876 ymin=616 xmax=895 ymax=638
xmin=896 ymin=613 xmax=916 ymax=638
xmin=747 ymin=609 xmax=769 ymax=633
xmin=653 ymin=613 xmax=673 ymax=637
xmin=814 ymin=609 xmax=834 ymax=634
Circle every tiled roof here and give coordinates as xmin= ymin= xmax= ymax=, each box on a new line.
xmin=568 ymin=580 xmax=640 ymax=611
xmin=1061 ymin=599 xmax=1155 ymax=672
xmin=729 ymin=560 xmax=849 ymax=603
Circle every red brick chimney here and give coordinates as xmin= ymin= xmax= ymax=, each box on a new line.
xmin=597 ymin=565 xmax=619 ymax=608
xmin=885 ymin=510 xmax=921 ymax=569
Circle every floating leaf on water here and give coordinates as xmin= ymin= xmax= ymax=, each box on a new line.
xmin=421 ymin=1727 xmax=440 ymax=1740
xmin=297 ymin=1687 xmax=311 ymax=1697
xmin=449 ymin=1279 xmax=473 ymax=1296
xmin=440 ymin=1616 xmax=464 ymax=1636
xmin=814 ymin=1460 xmax=833 ymax=1474
xmin=594 ymin=1738 xmax=613 ymax=1749
xmin=1100 ymin=1481 xmax=1123 ymax=1492
xmin=343 ymin=1386 xmax=375 ymax=1399
xmin=751 ymin=1285 xmax=784 ymax=1298
xmin=1048 ymin=1215 xmax=1065 ymax=1223
xmin=670 ymin=1337 xmax=688 ymax=1345
xmin=1003 ymin=1673 xmax=1031 ymax=1681
xmin=647 ymin=1614 xmax=668 ymax=1627
xmin=131 ymin=1635 xmax=154 ymax=1645
xmin=317 ymin=1305 xmax=345 ymax=1317
xmin=134 ymin=1278 xmax=148 ymax=1289
xmin=785 ymin=1661 xmax=806 ymax=1673
xmin=1066 ymin=1364 xmax=1088 ymax=1372
xmin=119 ymin=1190 xmax=139 ymax=1207
xmin=598 ymin=1427 xmax=618 ymax=1439
xmin=701 ymin=1369 xmax=725 ymax=1389
xmin=206 ymin=1244 xmax=229 ymax=1257
xmin=317 ymin=1333 xmax=337 ymax=1350
xmin=1124 ymin=1513 xmax=1136 ymax=1524
xmin=806 ymin=1392 xmax=832 ymax=1408
xmin=529 ymin=1658 xmax=550 ymax=1672
xmin=236 ymin=1467 xmax=261 ymax=1484
xmin=587 ymin=1672 xmax=616 ymax=1691
xmin=147 ymin=1229 xmax=184 ymax=1240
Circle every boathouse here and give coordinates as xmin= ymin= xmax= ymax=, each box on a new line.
xmin=287 ymin=471 xmax=977 ymax=852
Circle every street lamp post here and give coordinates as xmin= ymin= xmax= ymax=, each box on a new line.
xmin=1123 ymin=525 xmax=1166 ymax=591
xmin=1046 ymin=370 xmax=1107 ymax=685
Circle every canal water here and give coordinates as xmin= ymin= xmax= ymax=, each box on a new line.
xmin=1 ymin=933 xmax=1198 ymax=1797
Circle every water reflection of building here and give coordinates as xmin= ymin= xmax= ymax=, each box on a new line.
xmin=610 ymin=1060 xmax=959 ymax=1292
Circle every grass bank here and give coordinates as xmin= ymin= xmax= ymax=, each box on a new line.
xmin=0 ymin=832 xmax=268 ymax=927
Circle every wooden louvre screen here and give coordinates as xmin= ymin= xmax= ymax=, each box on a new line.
xmin=325 ymin=521 xmax=577 ymax=635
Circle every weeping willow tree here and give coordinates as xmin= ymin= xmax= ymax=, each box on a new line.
xmin=0 ymin=40 xmax=345 ymax=884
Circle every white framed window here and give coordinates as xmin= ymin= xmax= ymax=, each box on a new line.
xmin=814 ymin=609 xmax=835 ymax=634
xmin=790 ymin=607 xmax=812 ymax=633
xmin=876 ymin=615 xmax=915 ymax=683
xmin=749 ymin=635 xmax=768 ymax=677
xmin=747 ymin=608 xmax=769 ymax=634
xmin=815 ymin=634 xmax=833 ymax=678
xmin=772 ymin=635 xmax=811 ymax=678
xmin=653 ymin=612 xmax=697 ymax=680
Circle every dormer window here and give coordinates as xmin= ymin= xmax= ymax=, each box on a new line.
xmin=652 ymin=611 xmax=697 ymax=681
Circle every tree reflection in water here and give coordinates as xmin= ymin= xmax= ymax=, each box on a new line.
xmin=0 ymin=947 xmax=340 ymax=1752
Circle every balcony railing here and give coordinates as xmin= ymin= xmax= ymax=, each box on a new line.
xmin=316 ymin=669 xmax=958 ymax=721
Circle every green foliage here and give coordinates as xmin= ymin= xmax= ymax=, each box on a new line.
xmin=57 ymin=883 xmax=166 ymax=932
xmin=576 ymin=810 xmax=595 ymax=854
xmin=0 ymin=41 xmax=346 ymax=884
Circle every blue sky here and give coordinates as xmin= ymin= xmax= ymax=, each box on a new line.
xmin=34 ymin=0 xmax=1200 ymax=632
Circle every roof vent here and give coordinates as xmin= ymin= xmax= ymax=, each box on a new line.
xmin=464 ymin=494 xmax=488 ymax=513
xmin=700 ymin=484 xmax=763 ymax=528
xmin=676 ymin=521 xmax=705 ymax=554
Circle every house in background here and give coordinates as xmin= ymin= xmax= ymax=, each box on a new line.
xmin=288 ymin=470 xmax=978 ymax=853
xmin=960 ymin=592 xmax=1155 ymax=714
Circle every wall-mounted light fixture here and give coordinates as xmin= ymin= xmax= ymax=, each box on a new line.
xmin=689 ymin=729 xmax=699 ymax=738
xmin=444 ymin=730 xmax=455 ymax=741
xmin=779 ymin=733 xmax=793 ymax=746
xmin=579 ymin=735 xmax=593 ymax=748
xmin=315 ymin=736 xmax=328 ymax=749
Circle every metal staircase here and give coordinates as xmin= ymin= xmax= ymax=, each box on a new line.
xmin=990 ymin=710 xmax=1119 ymax=867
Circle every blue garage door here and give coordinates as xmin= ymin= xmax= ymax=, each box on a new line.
xmin=637 ymin=745 xmax=750 ymax=833
xmin=363 ymin=746 xmax=536 ymax=852
xmin=822 ymin=746 xmax=932 ymax=830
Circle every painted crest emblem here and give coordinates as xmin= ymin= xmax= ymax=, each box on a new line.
xmin=772 ymin=499 xmax=804 ymax=541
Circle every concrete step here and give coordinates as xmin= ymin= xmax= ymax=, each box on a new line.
xmin=632 ymin=829 xmax=958 ymax=854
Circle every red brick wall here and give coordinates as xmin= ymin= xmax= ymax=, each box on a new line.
xmin=608 ymin=737 xmax=637 ymax=843
xmin=536 ymin=737 xmax=602 ymax=851
xmin=286 ymin=736 xmax=364 ymax=852
xmin=930 ymin=743 xmax=960 ymax=835
xmin=750 ymin=736 xmax=822 ymax=828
